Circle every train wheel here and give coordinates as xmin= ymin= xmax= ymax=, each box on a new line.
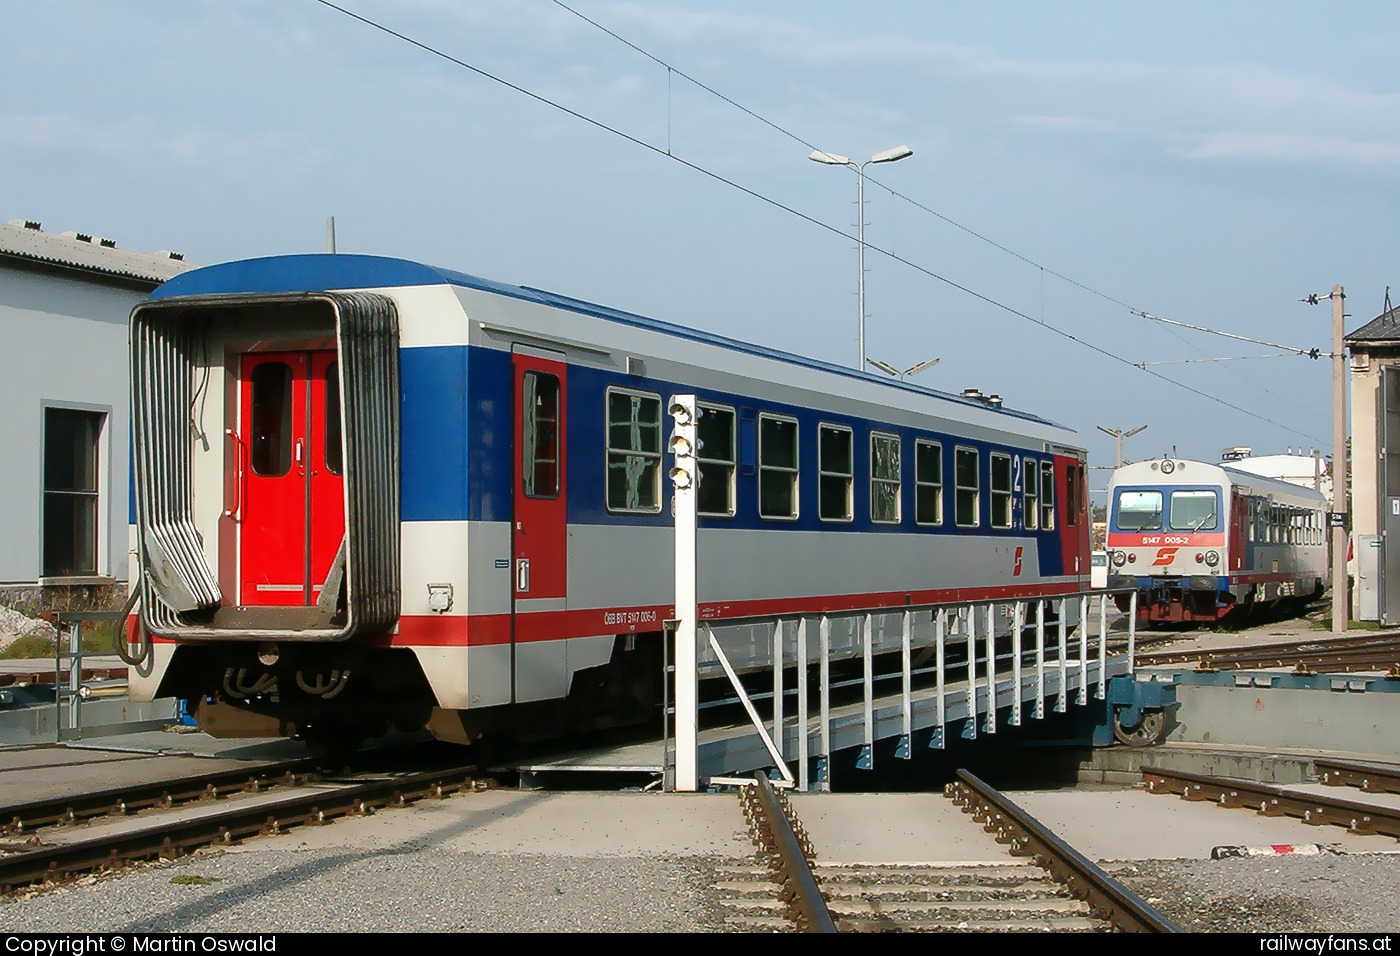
xmin=1112 ymin=709 xmax=1165 ymax=747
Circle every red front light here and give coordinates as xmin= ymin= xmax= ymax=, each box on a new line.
xmin=1127 ymin=553 xmax=1136 ymax=563
xmin=1195 ymin=552 xmax=1204 ymax=563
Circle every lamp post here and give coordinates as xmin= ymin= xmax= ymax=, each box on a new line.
xmin=810 ymin=145 xmax=914 ymax=370
xmin=867 ymin=357 xmax=939 ymax=381
xmin=1096 ymin=424 xmax=1147 ymax=468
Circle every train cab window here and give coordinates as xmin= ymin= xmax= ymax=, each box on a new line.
xmin=1039 ymin=461 xmax=1055 ymax=531
xmin=522 ymin=372 xmax=560 ymax=498
xmin=606 ymin=388 xmax=662 ymax=513
xmin=250 ymin=362 xmax=293 ymax=477
xmin=1023 ymin=457 xmax=1039 ymax=530
xmin=324 ymin=361 xmax=343 ymax=476
xmin=871 ymin=432 xmax=901 ymax=524
xmin=758 ymin=414 xmax=799 ymax=520
xmin=1116 ymin=490 xmax=1162 ymax=531
xmin=954 ymin=447 xmax=979 ymax=527
xmin=990 ymin=453 xmax=1012 ymax=529
xmin=1169 ymin=490 xmax=1218 ymax=531
xmin=818 ymin=424 xmax=853 ymax=522
xmin=697 ymin=403 xmax=736 ymax=518
xmin=915 ymin=440 xmax=943 ymax=526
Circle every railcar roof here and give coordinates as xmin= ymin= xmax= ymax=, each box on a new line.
xmin=1109 ymin=458 xmax=1329 ymax=504
xmin=148 ymin=253 xmax=1072 ymax=434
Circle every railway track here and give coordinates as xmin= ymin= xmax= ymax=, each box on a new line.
xmin=1142 ymin=760 xmax=1400 ymax=840
xmin=0 ymin=758 xmax=488 ymax=892
xmin=720 ymin=770 xmax=1180 ymax=933
xmin=1136 ymin=633 xmax=1400 ymax=673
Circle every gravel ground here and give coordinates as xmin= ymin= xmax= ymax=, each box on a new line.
xmin=1112 ymin=853 xmax=1400 ymax=933
xmin=0 ymin=846 xmax=731 ymax=932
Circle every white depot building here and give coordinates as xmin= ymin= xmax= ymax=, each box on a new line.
xmin=0 ymin=218 xmax=193 ymax=606
xmin=1219 ymin=446 xmax=1334 ymax=505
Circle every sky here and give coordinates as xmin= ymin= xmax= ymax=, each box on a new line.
xmin=7 ymin=1 xmax=1400 ymax=496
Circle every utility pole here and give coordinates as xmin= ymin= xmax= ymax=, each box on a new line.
xmin=1097 ymin=424 xmax=1148 ymax=467
xmin=1306 ymin=285 xmax=1348 ymax=634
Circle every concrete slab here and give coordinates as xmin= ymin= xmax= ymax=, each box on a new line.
xmin=789 ymin=792 xmax=1013 ymax=865
xmin=1006 ymin=788 xmax=1400 ymax=861
xmin=221 ymin=789 xmax=755 ymax=859
xmin=63 ymin=729 xmax=310 ymax=761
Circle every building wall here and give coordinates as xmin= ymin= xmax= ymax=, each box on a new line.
xmin=1351 ymin=351 xmax=1381 ymax=542
xmin=0 ymin=265 xmax=141 ymax=585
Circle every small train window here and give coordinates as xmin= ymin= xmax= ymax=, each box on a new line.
xmin=697 ymin=403 xmax=736 ymax=518
xmin=1023 ymin=457 xmax=1039 ymax=530
xmin=871 ymin=432 xmax=901 ymax=525
xmin=250 ymin=361 xmax=292 ymax=478
xmin=990 ymin=453 xmax=1012 ymax=529
xmin=324 ymin=361 xmax=342 ymax=477
xmin=1170 ymin=490 xmax=1218 ymax=531
xmin=522 ymin=372 xmax=560 ymax=498
xmin=915 ymin=440 xmax=943 ymax=526
xmin=606 ymin=387 xmax=662 ymax=514
xmin=818 ymin=424 xmax=853 ymax=522
xmin=1066 ymin=464 xmax=1081 ymax=526
xmin=1040 ymin=461 xmax=1055 ymax=531
xmin=955 ymin=447 xmax=979 ymax=527
xmin=759 ymin=414 xmax=799 ymax=520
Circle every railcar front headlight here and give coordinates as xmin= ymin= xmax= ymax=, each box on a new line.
xmin=1111 ymin=550 xmax=1127 ymax=567
xmin=1205 ymin=550 xmax=1220 ymax=567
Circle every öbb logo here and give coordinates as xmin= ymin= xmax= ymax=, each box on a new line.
xmin=1152 ymin=547 xmax=1179 ymax=566
xmin=1013 ymin=546 xmax=1024 ymax=576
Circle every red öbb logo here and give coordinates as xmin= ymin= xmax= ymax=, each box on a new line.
xmin=1013 ymin=546 xmax=1024 ymax=576
xmin=1152 ymin=547 xmax=1179 ymax=566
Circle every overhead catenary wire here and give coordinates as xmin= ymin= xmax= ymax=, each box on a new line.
xmin=309 ymin=0 xmax=1326 ymax=444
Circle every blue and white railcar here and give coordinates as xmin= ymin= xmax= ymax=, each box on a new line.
xmin=126 ymin=254 xmax=1092 ymax=746
xmin=1106 ymin=458 xmax=1327 ymax=624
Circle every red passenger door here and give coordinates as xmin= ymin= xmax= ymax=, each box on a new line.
xmin=512 ymin=348 xmax=568 ymax=610
xmin=236 ymin=350 xmax=344 ymax=606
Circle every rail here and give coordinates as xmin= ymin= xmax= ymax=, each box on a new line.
xmin=1142 ymin=766 xmax=1400 ymax=838
xmin=0 ymin=764 xmax=485 ymax=891
xmin=1137 ymin=633 xmax=1400 ymax=673
xmin=946 ymin=769 xmax=1181 ymax=933
xmin=1315 ymin=756 xmax=1400 ymax=795
xmin=739 ymin=771 xmax=836 ymax=933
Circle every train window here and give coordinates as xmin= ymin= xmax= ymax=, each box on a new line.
xmin=818 ymin=424 xmax=853 ymax=522
xmin=759 ymin=414 xmax=799 ymax=520
xmin=1040 ymin=461 xmax=1055 ymax=531
xmin=1066 ymin=465 xmax=1081 ymax=526
xmin=324 ymin=361 xmax=342 ymax=477
xmin=1169 ymin=490 xmax=1217 ymax=531
xmin=871 ymin=432 xmax=901 ymax=524
xmin=1023 ymin=457 xmax=1039 ymax=530
xmin=522 ymin=372 xmax=560 ymax=498
xmin=990 ymin=453 xmax=1012 ymax=529
xmin=250 ymin=361 xmax=293 ymax=478
xmin=1116 ymin=490 xmax=1162 ymax=531
xmin=915 ymin=440 xmax=943 ymax=526
xmin=697 ymin=403 xmax=736 ymax=518
xmin=605 ymin=387 xmax=662 ymax=514
xmin=955 ymin=447 xmax=979 ymax=527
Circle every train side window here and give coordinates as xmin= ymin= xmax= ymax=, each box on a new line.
xmin=605 ymin=387 xmax=662 ymax=514
xmin=758 ymin=413 xmax=799 ymax=520
xmin=1067 ymin=464 xmax=1082 ymax=526
xmin=1023 ymin=457 xmax=1039 ymax=530
xmin=324 ymin=361 xmax=343 ymax=476
xmin=250 ymin=361 xmax=293 ymax=477
xmin=697 ymin=403 xmax=736 ymax=518
xmin=955 ymin=447 xmax=979 ymax=527
xmin=522 ymin=371 xmax=560 ymax=498
xmin=990 ymin=453 xmax=1012 ymax=529
xmin=1040 ymin=461 xmax=1055 ymax=531
xmin=1248 ymin=499 xmax=1257 ymax=542
xmin=871 ymin=432 xmax=901 ymax=525
xmin=818 ymin=423 xmax=853 ymax=522
xmin=915 ymin=440 xmax=943 ymax=526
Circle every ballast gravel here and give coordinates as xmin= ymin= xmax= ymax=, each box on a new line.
xmin=0 ymin=846 xmax=731 ymax=933
xmin=1111 ymin=853 xmax=1400 ymax=933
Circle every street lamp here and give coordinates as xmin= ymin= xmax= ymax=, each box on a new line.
xmin=867 ymin=357 xmax=939 ymax=381
xmin=1096 ymin=424 xmax=1147 ymax=468
xmin=810 ymin=145 xmax=914 ymax=370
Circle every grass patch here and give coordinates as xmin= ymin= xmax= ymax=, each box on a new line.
xmin=170 ymin=875 xmax=222 ymax=886
xmin=0 ymin=621 xmax=120 ymax=660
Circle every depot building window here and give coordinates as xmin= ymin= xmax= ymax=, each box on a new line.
xmin=42 ymin=406 xmax=106 ymax=577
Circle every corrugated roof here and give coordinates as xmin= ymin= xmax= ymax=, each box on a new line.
xmin=1346 ymin=304 xmax=1400 ymax=343
xmin=0 ymin=219 xmax=195 ymax=286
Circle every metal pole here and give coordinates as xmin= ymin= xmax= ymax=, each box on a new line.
xmin=325 ymin=216 xmax=336 ymax=254
xmin=669 ymin=395 xmax=699 ymax=791
xmin=1332 ymin=285 xmax=1348 ymax=635
xmin=857 ymin=162 xmax=866 ymax=370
